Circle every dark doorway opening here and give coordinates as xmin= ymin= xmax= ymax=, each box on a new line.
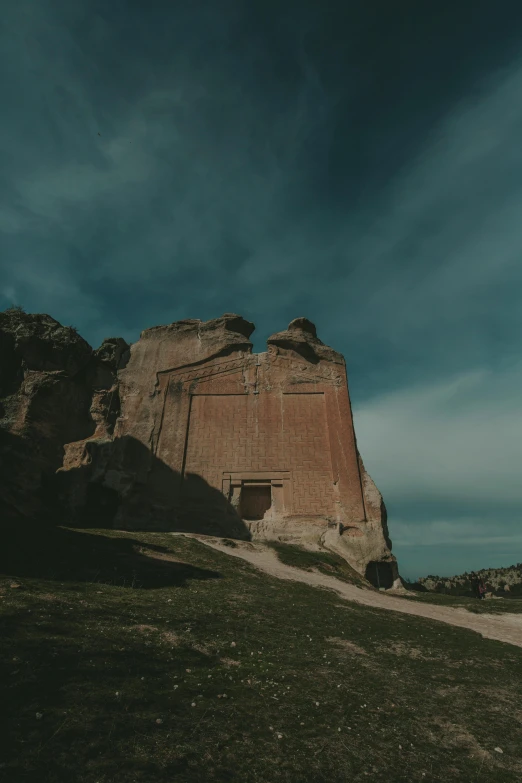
xmin=240 ymin=485 xmax=272 ymax=520
xmin=365 ymin=560 xmax=394 ymax=589
xmin=81 ymin=483 xmax=120 ymax=527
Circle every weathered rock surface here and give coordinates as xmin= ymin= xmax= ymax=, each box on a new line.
xmin=1 ymin=308 xmax=398 ymax=585
xmin=267 ymin=316 xmax=344 ymax=365
xmin=0 ymin=309 xmax=128 ymax=521
xmin=0 ymin=310 xmax=93 ymax=385
xmin=56 ymin=314 xmax=256 ymax=536
xmin=321 ymin=452 xmax=396 ymax=585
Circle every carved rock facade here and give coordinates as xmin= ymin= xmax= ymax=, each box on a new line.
xmin=59 ymin=313 xmax=398 ymax=586
xmin=0 ymin=309 xmax=398 ymax=586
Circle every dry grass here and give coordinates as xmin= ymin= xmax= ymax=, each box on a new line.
xmin=1 ymin=527 xmax=522 ymax=782
xmin=326 ymin=637 xmax=368 ymax=656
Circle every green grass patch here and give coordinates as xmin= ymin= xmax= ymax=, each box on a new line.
xmin=1 ymin=526 xmax=522 ymax=782
xmin=266 ymin=541 xmax=368 ymax=588
xmin=403 ymin=590 xmax=522 ymax=614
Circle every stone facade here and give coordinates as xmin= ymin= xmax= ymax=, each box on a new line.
xmin=0 ymin=308 xmax=398 ymax=586
xmin=59 ymin=314 xmax=397 ymax=584
xmin=151 ymin=333 xmax=361 ymax=529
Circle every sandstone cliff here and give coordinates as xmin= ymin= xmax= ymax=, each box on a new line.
xmin=0 ymin=307 xmax=129 ymax=522
xmin=0 ymin=308 xmax=398 ymax=586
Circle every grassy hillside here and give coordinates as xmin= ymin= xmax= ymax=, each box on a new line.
xmin=265 ymin=541 xmax=369 ymax=587
xmin=1 ymin=527 xmax=522 ymax=782
xmin=402 ymin=590 xmax=522 ymax=614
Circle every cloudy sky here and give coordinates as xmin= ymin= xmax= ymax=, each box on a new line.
xmin=1 ymin=0 xmax=521 ymax=579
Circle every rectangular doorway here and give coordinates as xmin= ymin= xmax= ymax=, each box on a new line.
xmin=240 ymin=485 xmax=272 ymax=520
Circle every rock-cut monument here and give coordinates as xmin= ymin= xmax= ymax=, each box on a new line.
xmin=0 ymin=309 xmax=399 ymax=588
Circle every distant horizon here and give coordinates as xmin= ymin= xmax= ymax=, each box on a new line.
xmin=1 ymin=1 xmax=521 ymax=578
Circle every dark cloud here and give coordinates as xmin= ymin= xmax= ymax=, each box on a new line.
xmin=1 ymin=0 xmax=521 ymax=576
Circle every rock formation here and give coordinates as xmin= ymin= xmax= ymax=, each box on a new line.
xmin=0 ymin=308 xmax=129 ymax=522
xmin=0 ymin=308 xmax=399 ymax=587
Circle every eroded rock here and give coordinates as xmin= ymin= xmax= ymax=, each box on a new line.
xmin=1 ymin=309 xmax=398 ymax=583
xmin=0 ymin=309 xmax=128 ymax=521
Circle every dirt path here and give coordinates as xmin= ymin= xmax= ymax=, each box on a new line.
xmin=191 ymin=536 xmax=522 ymax=649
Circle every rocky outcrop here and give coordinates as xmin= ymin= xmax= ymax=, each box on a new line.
xmin=55 ymin=314 xmax=255 ymax=536
xmin=267 ymin=316 xmax=344 ymax=365
xmin=0 ymin=310 xmax=92 ymax=383
xmin=1 ymin=308 xmax=398 ymax=585
xmin=0 ymin=308 xmax=128 ymax=522
xmin=321 ymin=452 xmax=398 ymax=587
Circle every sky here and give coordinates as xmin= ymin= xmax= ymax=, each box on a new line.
xmin=1 ymin=0 xmax=521 ymax=579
